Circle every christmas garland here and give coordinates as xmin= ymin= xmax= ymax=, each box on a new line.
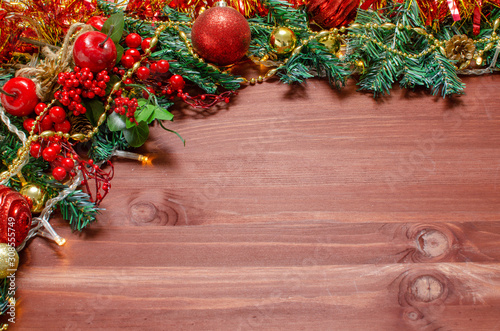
xmin=0 ymin=0 xmax=499 ymax=325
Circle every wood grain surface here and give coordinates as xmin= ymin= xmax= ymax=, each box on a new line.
xmin=6 ymin=74 xmax=500 ymax=330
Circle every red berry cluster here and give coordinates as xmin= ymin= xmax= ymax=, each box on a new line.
xmin=113 ymin=97 xmax=139 ymax=125
xmin=30 ymin=137 xmax=76 ymax=181
xmin=23 ymin=103 xmax=71 ymax=134
xmin=55 ymin=67 xmax=111 ymax=116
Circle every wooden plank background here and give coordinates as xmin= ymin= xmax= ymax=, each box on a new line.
xmin=6 ymin=74 xmax=500 ymax=330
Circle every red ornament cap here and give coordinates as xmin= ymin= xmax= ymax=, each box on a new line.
xmin=0 ymin=185 xmax=32 ymax=248
xmin=191 ymin=3 xmax=251 ymax=66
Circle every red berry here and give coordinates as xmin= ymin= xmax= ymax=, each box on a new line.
xmin=125 ymin=33 xmax=142 ymax=49
xmin=54 ymin=120 xmax=71 ymax=133
xmin=121 ymin=55 xmax=135 ymax=69
xmin=142 ymin=87 xmax=155 ymax=99
xmin=124 ymin=48 xmax=141 ymax=62
xmin=42 ymin=147 xmax=58 ymax=162
xmin=136 ymin=66 xmax=150 ymax=80
xmin=0 ymin=77 xmax=40 ymax=117
xmin=35 ymin=102 xmax=47 ymax=115
xmin=52 ymin=167 xmax=67 ymax=181
xmin=49 ymin=106 xmax=66 ymax=124
xmin=141 ymin=38 xmax=156 ymax=52
xmin=169 ymin=75 xmax=185 ymax=91
xmin=23 ymin=118 xmax=35 ymax=132
xmin=73 ymin=31 xmax=117 ymax=73
xmin=30 ymin=142 xmax=42 ymax=158
xmin=150 ymin=62 xmax=158 ymax=73
xmin=49 ymin=143 xmax=61 ymax=155
xmin=40 ymin=115 xmax=53 ymax=132
xmin=157 ymin=60 xmax=170 ymax=73
xmin=61 ymin=158 xmax=75 ymax=171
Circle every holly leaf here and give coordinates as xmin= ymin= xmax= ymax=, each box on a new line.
xmin=101 ymin=11 xmax=124 ymax=45
xmin=107 ymin=112 xmax=127 ymax=132
xmin=84 ymin=99 xmax=105 ymax=127
xmin=123 ymin=121 xmax=149 ymax=147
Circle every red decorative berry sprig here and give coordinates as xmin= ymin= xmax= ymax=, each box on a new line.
xmin=55 ymin=66 xmax=111 ymax=116
xmin=113 ymin=97 xmax=139 ymax=125
xmin=78 ymin=159 xmax=114 ymax=206
xmin=180 ymin=90 xmax=236 ymax=109
xmin=30 ymin=137 xmax=77 ymax=181
xmin=23 ymin=102 xmax=71 ymax=134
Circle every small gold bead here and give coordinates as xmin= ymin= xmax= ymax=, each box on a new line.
xmin=372 ymin=23 xmax=378 ymax=29
xmin=340 ymin=26 xmax=346 ymax=33
xmin=250 ymin=78 xmax=256 ymax=85
xmin=257 ymin=76 xmax=263 ymax=83
xmin=63 ymin=133 xmax=70 ymax=139
xmin=398 ymin=23 xmax=404 ymax=29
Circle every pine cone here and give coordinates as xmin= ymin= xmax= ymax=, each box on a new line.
xmin=445 ymin=35 xmax=475 ymax=70
xmin=68 ymin=114 xmax=93 ymax=136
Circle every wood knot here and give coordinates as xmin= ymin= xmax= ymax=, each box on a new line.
xmin=399 ymin=224 xmax=460 ymax=262
xmin=130 ymin=202 xmax=158 ymax=224
xmin=416 ymin=229 xmax=450 ymax=259
xmin=127 ymin=189 xmax=188 ymax=226
xmin=409 ymin=275 xmax=444 ymax=303
xmin=398 ymin=269 xmax=450 ymax=308
xmin=402 ymin=308 xmax=424 ymax=322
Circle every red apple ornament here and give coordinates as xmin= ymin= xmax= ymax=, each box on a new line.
xmin=73 ymin=31 xmax=117 ymax=73
xmin=87 ymin=16 xmax=107 ymax=31
xmin=0 ymin=77 xmax=39 ymax=116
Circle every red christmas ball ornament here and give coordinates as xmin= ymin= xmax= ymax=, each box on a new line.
xmin=0 ymin=185 xmax=32 ymax=248
xmin=306 ymin=0 xmax=360 ymax=29
xmin=191 ymin=2 xmax=251 ymax=66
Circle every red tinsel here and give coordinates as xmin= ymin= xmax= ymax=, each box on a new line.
xmin=0 ymin=0 xmax=99 ymax=63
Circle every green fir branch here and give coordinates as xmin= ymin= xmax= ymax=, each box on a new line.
xmin=0 ymin=277 xmax=14 ymax=315
xmin=89 ymin=126 xmax=130 ymax=163
xmin=58 ymin=190 xmax=101 ymax=232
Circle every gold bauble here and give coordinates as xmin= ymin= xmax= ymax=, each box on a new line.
xmin=19 ymin=183 xmax=46 ymax=213
xmin=0 ymin=243 xmax=19 ymax=278
xmin=319 ymin=35 xmax=340 ymax=53
xmin=269 ymin=27 xmax=297 ymax=55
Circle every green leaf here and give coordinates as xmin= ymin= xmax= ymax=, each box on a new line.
xmin=123 ymin=121 xmax=149 ymax=147
xmin=154 ymin=106 xmax=174 ymax=121
xmin=115 ymin=44 xmax=124 ymax=65
xmin=135 ymin=105 xmax=155 ymax=124
xmin=125 ymin=117 xmax=136 ymax=129
xmin=101 ymin=11 xmax=124 ymax=45
xmin=84 ymin=99 xmax=105 ymax=127
xmin=107 ymin=112 xmax=127 ymax=131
